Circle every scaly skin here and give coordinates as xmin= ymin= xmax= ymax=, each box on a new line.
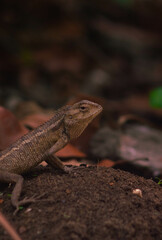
xmin=0 ymin=100 xmax=102 ymax=214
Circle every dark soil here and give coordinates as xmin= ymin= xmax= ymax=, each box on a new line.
xmin=0 ymin=166 xmax=162 ymax=240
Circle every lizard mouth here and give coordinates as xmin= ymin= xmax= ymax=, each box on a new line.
xmin=98 ymin=105 xmax=103 ymax=113
xmin=95 ymin=104 xmax=103 ymax=114
xmin=91 ymin=104 xmax=103 ymax=118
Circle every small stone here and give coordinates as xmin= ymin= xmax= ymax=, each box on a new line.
xmin=109 ymin=182 xmax=114 ymax=186
xmin=66 ymin=188 xmax=71 ymax=194
xmin=132 ymin=189 xmax=142 ymax=198
xmin=19 ymin=226 xmax=26 ymax=234
xmin=25 ymin=208 xmax=32 ymax=213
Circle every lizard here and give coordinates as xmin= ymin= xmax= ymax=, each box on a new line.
xmin=0 ymin=100 xmax=102 ymax=213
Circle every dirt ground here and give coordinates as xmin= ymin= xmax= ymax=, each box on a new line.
xmin=0 ymin=165 xmax=162 ymax=240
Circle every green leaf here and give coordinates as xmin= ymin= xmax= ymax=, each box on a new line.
xmin=7 ymin=194 xmax=12 ymax=197
xmin=19 ymin=206 xmax=24 ymax=210
xmin=149 ymin=87 xmax=162 ymax=108
xmin=32 ymin=174 xmax=38 ymax=177
xmin=155 ymin=177 xmax=162 ymax=185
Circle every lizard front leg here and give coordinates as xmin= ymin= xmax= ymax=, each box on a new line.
xmin=0 ymin=170 xmax=39 ymax=214
xmin=44 ymin=133 xmax=69 ymax=172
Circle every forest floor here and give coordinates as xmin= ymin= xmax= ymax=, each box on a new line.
xmin=0 ymin=165 xmax=161 ymax=240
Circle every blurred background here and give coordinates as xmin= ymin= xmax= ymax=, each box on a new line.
xmin=0 ymin=0 xmax=162 ymax=178
xmin=0 ymin=0 xmax=162 ymax=108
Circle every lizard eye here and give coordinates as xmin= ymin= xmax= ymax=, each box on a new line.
xmin=80 ymin=105 xmax=88 ymax=111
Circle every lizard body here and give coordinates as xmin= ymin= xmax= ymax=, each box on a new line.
xmin=0 ymin=100 xmax=102 ymax=213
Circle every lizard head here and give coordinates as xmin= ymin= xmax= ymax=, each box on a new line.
xmin=64 ymin=100 xmax=103 ymax=139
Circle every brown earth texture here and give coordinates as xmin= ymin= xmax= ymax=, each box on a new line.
xmin=0 ymin=165 xmax=162 ymax=240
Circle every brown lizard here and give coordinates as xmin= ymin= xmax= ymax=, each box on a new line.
xmin=0 ymin=100 xmax=102 ymax=213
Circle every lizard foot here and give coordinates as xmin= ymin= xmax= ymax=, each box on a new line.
xmin=63 ymin=166 xmax=73 ymax=173
xmin=13 ymin=193 xmax=46 ymax=215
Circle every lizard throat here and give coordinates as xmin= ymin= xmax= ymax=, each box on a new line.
xmin=68 ymin=122 xmax=88 ymax=139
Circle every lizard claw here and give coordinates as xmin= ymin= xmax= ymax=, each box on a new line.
xmin=13 ymin=193 xmax=47 ymax=215
xmin=63 ymin=166 xmax=73 ymax=173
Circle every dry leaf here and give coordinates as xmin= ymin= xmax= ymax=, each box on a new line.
xmin=56 ymin=144 xmax=86 ymax=158
xmin=21 ymin=113 xmax=53 ymax=128
xmin=0 ymin=107 xmax=28 ymax=150
xmin=97 ymin=159 xmax=115 ymax=167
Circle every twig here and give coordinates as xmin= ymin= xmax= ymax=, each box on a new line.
xmin=0 ymin=211 xmax=22 ymax=240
